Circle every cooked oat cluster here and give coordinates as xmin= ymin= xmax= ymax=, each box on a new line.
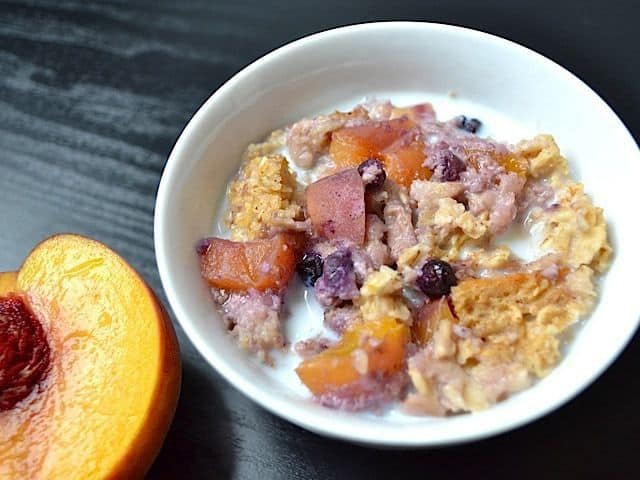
xmin=197 ymin=99 xmax=611 ymax=415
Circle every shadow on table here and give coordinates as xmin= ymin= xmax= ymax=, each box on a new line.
xmin=147 ymin=360 xmax=234 ymax=479
xmin=264 ymin=409 xmax=584 ymax=479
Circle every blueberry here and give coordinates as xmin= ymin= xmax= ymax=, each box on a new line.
xmin=465 ymin=118 xmax=481 ymax=133
xmin=313 ymin=249 xmax=359 ymax=305
xmin=416 ymin=259 xmax=457 ymax=298
xmin=297 ymin=252 xmax=324 ymax=286
xmin=454 ymin=115 xmax=482 ymax=134
xmin=357 ymin=158 xmax=386 ymax=190
xmin=440 ymin=151 xmax=466 ymax=181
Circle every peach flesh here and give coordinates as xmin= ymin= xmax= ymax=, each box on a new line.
xmin=0 ymin=235 xmax=181 ymax=479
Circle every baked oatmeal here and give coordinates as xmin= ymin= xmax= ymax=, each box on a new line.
xmin=196 ymin=99 xmax=612 ymax=414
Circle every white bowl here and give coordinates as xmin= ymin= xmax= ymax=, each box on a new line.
xmin=155 ymin=22 xmax=640 ymax=446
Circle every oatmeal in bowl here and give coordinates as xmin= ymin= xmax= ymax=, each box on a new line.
xmin=155 ymin=23 xmax=640 ymax=446
xmin=196 ymin=99 xmax=612 ymax=416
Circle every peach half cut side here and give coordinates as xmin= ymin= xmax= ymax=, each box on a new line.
xmin=0 ymin=234 xmax=181 ymax=479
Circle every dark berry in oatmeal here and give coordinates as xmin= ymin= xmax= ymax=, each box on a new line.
xmin=314 ymin=249 xmax=359 ymax=306
xmin=297 ymin=252 xmax=324 ymax=286
xmin=454 ymin=115 xmax=482 ymax=134
xmin=438 ymin=151 xmax=466 ymax=181
xmin=416 ymin=259 xmax=458 ymax=298
xmin=357 ymin=158 xmax=386 ymax=190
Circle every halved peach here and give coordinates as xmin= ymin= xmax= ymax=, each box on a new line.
xmin=0 ymin=234 xmax=181 ymax=479
xmin=199 ymin=232 xmax=303 ymax=291
xmin=295 ymin=317 xmax=409 ymax=396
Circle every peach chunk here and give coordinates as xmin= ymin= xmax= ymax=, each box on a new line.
xmin=296 ymin=317 xmax=409 ymax=396
xmin=330 ymin=118 xmax=412 ymax=166
xmin=380 ymin=137 xmax=429 ymax=187
xmin=464 ymin=147 xmax=528 ymax=178
xmin=412 ymin=297 xmax=456 ymax=345
xmin=499 ymin=154 xmax=528 ymax=177
xmin=305 ymin=168 xmax=365 ymax=244
xmin=200 ymin=233 xmax=302 ymax=292
xmin=0 ymin=234 xmax=181 ymax=479
xmin=329 ymin=117 xmax=430 ymax=187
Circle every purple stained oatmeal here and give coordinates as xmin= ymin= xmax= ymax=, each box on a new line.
xmin=199 ymin=98 xmax=612 ymax=416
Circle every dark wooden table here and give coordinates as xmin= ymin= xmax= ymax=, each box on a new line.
xmin=1 ymin=1 xmax=638 ymax=478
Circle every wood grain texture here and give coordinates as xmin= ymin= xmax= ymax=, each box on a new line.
xmin=0 ymin=1 xmax=638 ymax=479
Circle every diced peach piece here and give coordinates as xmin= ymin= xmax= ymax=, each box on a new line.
xmin=305 ymin=168 xmax=365 ymax=244
xmin=380 ymin=138 xmax=431 ymax=187
xmin=499 ymin=154 xmax=528 ymax=177
xmin=200 ymin=233 xmax=302 ymax=292
xmin=330 ymin=118 xmax=412 ymax=168
xmin=412 ymin=297 xmax=456 ymax=345
xmin=329 ymin=118 xmax=430 ymax=187
xmin=464 ymin=147 xmax=528 ymax=178
xmin=296 ymin=317 xmax=409 ymax=396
